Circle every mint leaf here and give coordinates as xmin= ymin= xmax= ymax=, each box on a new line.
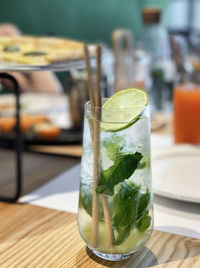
xmin=113 ymin=225 xmax=131 ymax=246
xmin=111 ymin=180 xmax=141 ymax=245
xmin=136 ymin=191 xmax=151 ymax=233
xmin=79 ymin=184 xmax=93 ymax=217
xmin=79 ymin=183 xmax=104 ymax=220
xmin=137 ymin=214 xmax=151 ymax=232
xmin=103 ymin=135 xmax=123 ymax=161
xmin=96 ymin=152 xmax=143 ymax=196
xmin=137 ymin=191 xmax=151 ymax=219
xmin=111 ymin=183 xmax=152 ymax=244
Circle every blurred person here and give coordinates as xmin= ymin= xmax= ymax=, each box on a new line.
xmin=0 ymin=23 xmax=62 ymax=93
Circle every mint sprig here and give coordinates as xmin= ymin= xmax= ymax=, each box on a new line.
xmin=137 ymin=191 xmax=151 ymax=219
xmin=96 ymin=152 xmax=143 ymax=196
xmin=112 ymin=183 xmax=151 ymax=245
xmin=80 ymin=149 xmax=151 ymax=246
xmin=79 ymin=183 xmax=104 ymax=220
xmin=79 ymin=184 xmax=93 ymax=216
xmin=136 ymin=214 xmax=151 ymax=232
xmin=111 ymin=180 xmax=141 ymax=245
xmin=136 ymin=191 xmax=151 ymax=233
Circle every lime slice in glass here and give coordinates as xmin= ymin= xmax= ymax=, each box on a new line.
xmin=101 ymin=88 xmax=147 ymax=132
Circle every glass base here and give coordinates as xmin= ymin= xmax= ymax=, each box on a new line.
xmin=88 ymin=246 xmax=139 ymax=261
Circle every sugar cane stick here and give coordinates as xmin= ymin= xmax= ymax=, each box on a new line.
xmin=83 ymin=44 xmax=114 ymax=248
xmin=95 ymin=45 xmax=114 ymax=247
xmin=83 ymin=45 xmax=95 ymax=109
xmin=83 ymin=45 xmax=95 ymax=141
xmin=83 ymin=44 xmax=99 ymax=247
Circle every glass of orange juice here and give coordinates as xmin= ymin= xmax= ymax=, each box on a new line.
xmin=173 ymin=83 xmax=200 ymax=144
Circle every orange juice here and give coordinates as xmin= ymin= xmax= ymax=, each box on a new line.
xmin=173 ymin=84 xmax=200 ymax=144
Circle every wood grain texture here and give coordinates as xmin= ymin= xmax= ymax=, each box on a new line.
xmin=28 ymin=144 xmax=82 ymax=157
xmin=0 ymin=202 xmax=199 ymax=267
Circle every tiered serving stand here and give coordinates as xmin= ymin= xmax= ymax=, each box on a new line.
xmin=0 ymin=59 xmax=86 ymax=202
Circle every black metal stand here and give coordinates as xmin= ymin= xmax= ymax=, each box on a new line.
xmin=0 ymin=73 xmax=22 ymax=202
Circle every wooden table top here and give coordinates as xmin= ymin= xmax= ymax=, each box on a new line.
xmin=0 ymin=202 xmax=199 ymax=267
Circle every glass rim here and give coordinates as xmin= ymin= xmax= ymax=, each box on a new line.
xmin=85 ymin=100 xmax=150 ymax=124
xmin=85 ymin=100 xmax=150 ymax=111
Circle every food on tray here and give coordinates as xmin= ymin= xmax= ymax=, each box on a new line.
xmin=0 ymin=103 xmax=15 ymax=111
xmin=0 ymin=114 xmax=60 ymax=139
xmin=0 ymin=36 xmax=85 ymax=65
xmin=20 ymin=114 xmax=50 ymax=133
xmin=0 ymin=117 xmax=15 ymax=133
xmin=33 ymin=122 xmax=61 ymax=140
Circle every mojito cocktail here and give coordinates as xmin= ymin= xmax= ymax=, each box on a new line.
xmin=78 ymin=89 xmax=153 ymax=261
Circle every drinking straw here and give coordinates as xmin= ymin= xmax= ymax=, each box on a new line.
xmin=101 ymin=195 xmax=114 ymax=247
xmin=92 ymin=47 xmax=101 ymax=247
xmin=96 ymin=46 xmax=114 ymax=247
xmin=83 ymin=44 xmax=114 ymax=248
xmin=83 ymin=45 xmax=95 ymax=109
xmin=83 ymin=45 xmax=95 ymax=140
xmin=95 ymin=45 xmax=102 ymax=113
xmin=84 ymin=44 xmax=100 ymax=247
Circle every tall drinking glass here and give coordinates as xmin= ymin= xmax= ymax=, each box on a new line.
xmin=77 ymin=100 xmax=153 ymax=261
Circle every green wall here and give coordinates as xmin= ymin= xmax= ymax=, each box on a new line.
xmin=0 ymin=0 xmax=168 ymax=46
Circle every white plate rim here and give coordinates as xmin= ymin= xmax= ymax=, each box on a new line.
xmin=152 ymin=144 xmax=200 ymax=204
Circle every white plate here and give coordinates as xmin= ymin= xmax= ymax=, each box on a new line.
xmin=152 ymin=144 xmax=200 ymax=203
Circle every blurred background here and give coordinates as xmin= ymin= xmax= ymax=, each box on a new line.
xmin=0 ymin=0 xmax=198 ymax=106
xmin=0 ymin=0 xmax=197 ymax=47
xmin=0 ymin=0 xmax=168 ymax=45
xmin=0 ymin=0 xmax=200 ymax=138
xmin=0 ymin=0 xmax=200 ymax=197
